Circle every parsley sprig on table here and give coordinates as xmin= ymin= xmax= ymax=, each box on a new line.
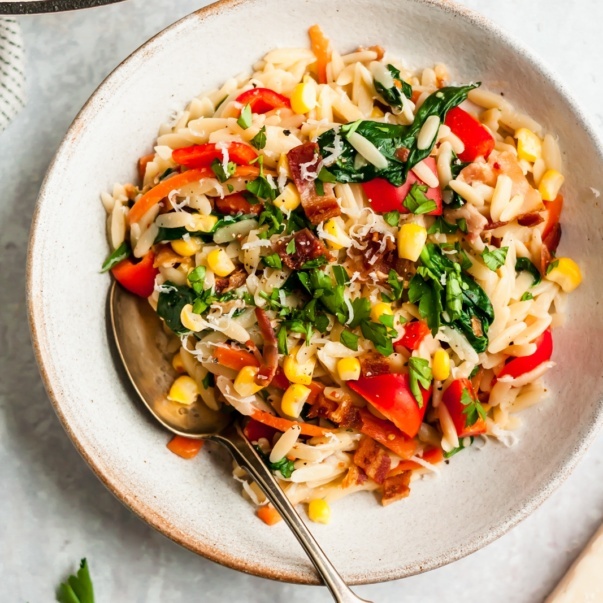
xmin=57 ymin=559 xmax=95 ymax=603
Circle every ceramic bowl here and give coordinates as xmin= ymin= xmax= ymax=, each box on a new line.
xmin=27 ymin=0 xmax=603 ymax=584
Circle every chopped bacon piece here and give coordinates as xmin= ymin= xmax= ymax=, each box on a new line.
xmin=287 ymin=142 xmax=341 ymax=225
xmin=353 ymin=436 xmax=391 ymax=484
xmin=273 ymin=228 xmax=333 ymax=270
xmin=342 ymin=465 xmax=368 ymax=489
xmin=215 ymin=267 xmax=247 ymax=294
xmin=215 ymin=193 xmax=262 ymax=216
xmin=306 ymin=390 xmax=360 ymax=429
xmin=483 ymin=220 xmax=509 ymax=231
xmin=471 ymin=316 xmax=484 ymax=338
xmin=360 ymin=353 xmax=391 ymax=378
xmin=395 ymin=146 xmax=410 ymax=162
xmin=381 ymin=471 xmax=411 ymax=506
xmin=254 ymin=308 xmax=279 ymax=386
xmin=517 ymin=212 xmax=544 ymax=227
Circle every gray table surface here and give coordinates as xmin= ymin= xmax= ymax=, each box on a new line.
xmin=2 ymin=0 xmax=603 ymax=601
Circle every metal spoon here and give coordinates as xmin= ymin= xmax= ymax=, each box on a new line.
xmin=109 ymin=282 xmax=372 ymax=603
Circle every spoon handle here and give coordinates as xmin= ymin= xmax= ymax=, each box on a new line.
xmin=211 ymin=424 xmax=372 ymax=603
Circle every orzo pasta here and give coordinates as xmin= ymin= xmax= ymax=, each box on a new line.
xmin=102 ymin=26 xmax=582 ymax=524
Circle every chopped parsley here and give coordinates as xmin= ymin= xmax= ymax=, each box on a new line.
xmin=461 ymin=387 xmax=487 ymax=427
xmin=286 ymin=238 xmax=296 ymax=254
xmin=250 ymin=125 xmax=267 ymax=149
xmin=546 ymin=259 xmax=560 ymax=274
xmin=201 ymin=372 xmax=215 ymax=389
xmin=340 ymin=329 xmax=359 ymax=351
xmin=277 ymin=326 xmax=288 ymax=354
xmin=263 ymin=253 xmax=282 ymax=270
xmin=57 ymin=558 xmax=95 ymax=603
xmin=237 ymin=103 xmax=252 ymax=129
xmin=383 ymin=210 xmax=400 ymax=226
xmin=482 ymin=246 xmax=509 ymax=271
xmin=360 ymin=320 xmax=395 ymax=357
xmin=403 ymin=183 xmax=438 ymax=214
xmin=211 ymin=158 xmax=236 ymax=183
xmin=408 ymin=357 xmax=432 ymax=407
xmin=520 ymin=292 xmax=534 ymax=301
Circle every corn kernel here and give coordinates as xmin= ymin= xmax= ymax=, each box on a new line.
xmin=515 ymin=128 xmax=542 ymax=163
xmin=432 ymin=349 xmax=450 ymax=381
xmin=546 ymin=257 xmax=582 ymax=292
xmin=234 ymin=366 xmax=265 ymax=397
xmin=398 ymin=223 xmax=427 ymax=261
xmin=168 ymin=375 xmax=199 ymax=405
xmin=336 ymin=357 xmax=361 ymax=381
xmin=281 ymin=384 xmax=312 ymax=418
xmin=539 ymin=169 xmax=565 ymax=201
xmin=172 ymin=350 xmax=186 ymax=374
xmin=308 ymin=499 xmax=331 ymax=524
xmin=188 ymin=213 xmax=218 ymax=233
xmin=370 ymin=302 xmax=393 ymax=324
xmin=291 ymin=82 xmax=317 ymax=114
xmin=283 ymin=348 xmax=316 ymax=385
xmin=322 ymin=217 xmax=351 ymax=250
xmin=207 ymin=248 xmax=236 ymax=277
xmin=371 ymin=106 xmax=385 ymax=118
xmin=171 ymin=237 xmax=202 ymax=257
xmin=277 ymin=154 xmax=291 ymax=178
xmin=180 ymin=303 xmax=205 ymax=332
xmin=274 ymin=182 xmax=301 ymax=212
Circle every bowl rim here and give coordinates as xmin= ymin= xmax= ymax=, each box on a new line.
xmin=26 ymin=0 xmax=603 ymax=585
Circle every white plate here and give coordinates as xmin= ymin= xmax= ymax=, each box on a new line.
xmin=27 ymin=0 xmax=603 ymax=584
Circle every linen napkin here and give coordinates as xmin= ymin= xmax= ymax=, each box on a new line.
xmin=0 ymin=17 xmax=25 ymax=132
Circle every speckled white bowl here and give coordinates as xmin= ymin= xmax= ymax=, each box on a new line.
xmin=27 ymin=0 xmax=603 ymax=584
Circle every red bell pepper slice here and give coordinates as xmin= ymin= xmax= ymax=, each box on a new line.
xmin=357 ymin=408 xmax=417 ymax=459
xmin=348 ymin=373 xmax=430 ymax=438
xmin=111 ymin=251 xmax=158 ymax=298
xmin=442 ymin=378 xmax=487 ymax=438
xmin=444 ymin=107 xmax=495 ymax=162
xmin=498 ymin=329 xmax=553 ymax=380
xmin=172 ymin=142 xmax=258 ymax=170
xmin=243 ymin=418 xmax=279 ymax=444
xmin=394 ymin=321 xmax=431 ymax=351
xmin=362 ymin=156 xmax=442 ymax=215
xmin=542 ymin=195 xmax=563 ymax=241
xmin=235 ymin=88 xmax=291 ymax=114
xmin=214 ymin=192 xmax=262 ymax=216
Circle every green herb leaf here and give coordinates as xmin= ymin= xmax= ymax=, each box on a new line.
xmin=248 ymin=175 xmax=277 ymax=202
xmin=201 ymin=372 xmax=215 ymax=389
xmin=332 ymin=265 xmax=349 ymax=286
xmin=57 ymin=559 xmax=95 ymax=603
xmin=286 ymin=238 xmax=296 ymax=254
xmin=317 ymin=84 xmax=478 ymax=186
xmin=461 ymin=387 xmax=487 ymax=427
xmin=383 ymin=210 xmax=400 ymax=226
xmin=520 ymin=292 xmax=534 ymax=301
xmin=360 ymin=321 xmax=394 ymax=356
xmin=515 ymin=257 xmax=542 ymax=286
xmin=237 ymin=103 xmax=252 ymax=129
xmin=408 ymin=357 xmax=432 ymax=407
xmin=250 ymin=125 xmax=267 ymax=149
xmin=379 ymin=313 xmax=394 ymax=328
xmin=188 ymin=266 xmax=206 ymax=294
xmin=300 ymin=256 xmax=328 ymax=269
xmin=546 ymin=259 xmax=560 ymax=274
xmin=157 ymin=283 xmax=196 ymax=334
xmin=257 ymin=202 xmax=284 ymax=237
xmin=482 ymin=246 xmax=509 ymax=271
xmin=457 ymin=218 xmax=468 ymax=233
xmin=348 ymin=297 xmax=371 ymax=329
xmin=444 ymin=436 xmax=474 ymax=459
xmin=315 ymin=179 xmax=325 ymax=196
xmin=340 ymin=329 xmax=359 ymax=351
xmin=269 ymin=456 xmax=295 ymax=478
xmin=403 ymin=183 xmax=438 ymax=214
xmin=211 ymin=158 xmax=236 ymax=183
xmin=386 ymin=269 xmax=404 ymax=302
xmin=277 ymin=326 xmax=288 ymax=355
xmin=317 ymin=166 xmax=338 ymax=183
xmin=427 ymin=217 xmax=458 ymax=235
xmin=263 ymin=253 xmax=283 ymax=270
xmin=100 ymin=241 xmax=130 ymax=272
xmin=373 ymin=64 xmax=413 ymax=110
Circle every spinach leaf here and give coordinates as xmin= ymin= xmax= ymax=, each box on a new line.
xmin=412 ymin=244 xmax=494 ymax=352
xmin=317 ymin=84 xmax=478 ymax=186
xmin=157 ymin=283 xmax=196 ymax=335
xmin=373 ymin=64 xmax=412 ymax=110
xmin=515 ymin=257 xmax=542 ymax=286
xmin=446 ymin=154 xmax=470 ymax=208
